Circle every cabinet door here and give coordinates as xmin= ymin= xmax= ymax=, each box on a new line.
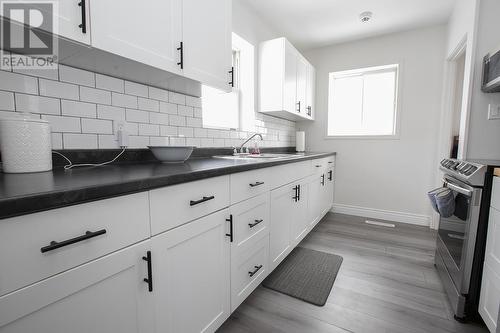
xmin=270 ymin=184 xmax=295 ymax=270
xmin=291 ymin=181 xmax=309 ymax=246
xmin=152 ymin=209 xmax=230 ymax=333
xmin=296 ymin=57 xmax=307 ymax=115
xmin=90 ymin=0 xmax=182 ymax=74
xmin=6 ymin=0 xmax=90 ymax=45
xmin=0 ymin=241 xmax=154 ymax=333
xmin=323 ymin=168 xmax=334 ymax=214
xmin=479 ymin=262 xmax=500 ymax=332
xmin=182 ymin=0 xmax=232 ymax=91
xmin=283 ymin=44 xmax=298 ymax=114
xmin=305 ymin=64 xmax=315 ymax=118
xmin=308 ymin=175 xmax=322 ymax=228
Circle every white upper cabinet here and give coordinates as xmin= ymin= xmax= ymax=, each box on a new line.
xmin=259 ymin=37 xmax=315 ymax=121
xmin=182 ymin=0 xmax=232 ymax=92
xmin=4 ymin=0 xmax=90 ymax=45
xmin=90 ymin=0 xmax=182 ymax=74
xmin=305 ymin=63 xmax=316 ymax=119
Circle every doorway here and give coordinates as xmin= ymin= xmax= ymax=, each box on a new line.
xmin=450 ymin=50 xmax=466 ymax=158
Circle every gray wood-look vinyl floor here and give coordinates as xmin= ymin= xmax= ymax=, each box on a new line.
xmin=217 ymin=213 xmax=489 ymax=333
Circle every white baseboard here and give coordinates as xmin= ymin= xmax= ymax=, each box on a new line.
xmin=331 ymin=204 xmax=431 ymax=227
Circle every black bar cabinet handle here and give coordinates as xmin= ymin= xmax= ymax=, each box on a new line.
xmin=298 ymin=184 xmax=301 ymax=201
xmin=328 ymin=170 xmax=333 ymax=181
xmin=248 ymin=219 xmax=263 ymax=228
xmin=78 ymin=0 xmax=86 ymax=33
xmin=307 ymin=106 xmax=312 ymax=116
xmin=229 ymin=67 xmax=234 ymax=87
xmin=321 ymin=174 xmax=325 ymax=186
xmin=249 ymin=181 xmax=265 ymax=187
xmin=177 ymin=42 xmax=184 ymax=69
xmin=296 ymin=101 xmax=301 ymax=112
xmin=293 ymin=185 xmax=299 ymax=202
xmin=315 ymin=165 xmax=322 ymax=168
xmin=41 ymin=229 xmax=106 ymax=253
xmin=190 ymin=195 xmax=215 ymax=206
xmin=142 ymin=251 xmax=153 ymax=292
xmin=226 ymin=215 xmax=234 ymax=242
xmin=248 ymin=265 xmax=263 ymax=277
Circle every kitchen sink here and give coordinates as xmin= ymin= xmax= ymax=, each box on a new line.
xmin=213 ymin=153 xmax=302 ymax=160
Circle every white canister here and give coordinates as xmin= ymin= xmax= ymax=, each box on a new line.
xmin=296 ymin=131 xmax=305 ymax=152
xmin=0 ymin=115 xmax=52 ymax=173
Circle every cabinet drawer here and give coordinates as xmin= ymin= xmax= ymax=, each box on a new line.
xmin=311 ymin=156 xmax=335 ymax=175
xmin=231 ymin=192 xmax=270 ymax=253
xmin=270 ymin=161 xmax=311 ymax=189
xmin=231 ymin=168 xmax=272 ymax=204
xmin=492 ymin=177 xmax=500 ymax=211
xmin=0 ymin=192 xmax=150 ymax=297
xmin=231 ymin=235 xmax=269 ymax=312
xmin=149 ymin=176 xmax=230 ymax=235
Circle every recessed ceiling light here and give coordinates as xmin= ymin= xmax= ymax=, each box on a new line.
xmin=359 ymin=11 xmax=373 ymax=23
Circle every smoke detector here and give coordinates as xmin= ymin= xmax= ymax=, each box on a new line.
xmin=359 ymin=11 xmax=373 ymax=23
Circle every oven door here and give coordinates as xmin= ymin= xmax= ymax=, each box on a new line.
xmin=437 ymin=175 xmax=482 ymax=294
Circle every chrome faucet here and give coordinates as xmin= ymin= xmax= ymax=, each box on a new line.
xmin=240 ymin=133 xmax=263 ymax=153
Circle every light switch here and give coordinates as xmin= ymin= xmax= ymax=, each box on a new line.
xmin=488 ymin=104 xmax=500 ymax=120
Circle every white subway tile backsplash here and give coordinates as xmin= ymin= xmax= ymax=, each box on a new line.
xmin=15 ymin=94 xmax=60 ymax=115
xmin=128 ymin=135 xmax=150 ymax=148
xmin=96 ymin=74 xmax=124 ymax=93
xmin=178 ymin=127 xmax=193 ymax=137
xmin=169 ymin=114 xmax=186 ymax=126
xmin=80 ymin=86 xmax=111 ymax=105
xmin=0 ymin=71 xmax=38 ymax=94
xmin=149 ymin=87 xmax=169 ymax=102
xmin=138 ymin=97 xmax=159 ymax=112
xmin=186 ymin=117 xmax=202 ymax=128
xmin=39 ymin=79 xmax=78 ymax=100
xmin=61 ymin=100 xmax=96 ymax=118
xmin=0 ymin=63 xmax=295 ymax=150
xmin=51 ymin=133 xmax=63 ymax=150
xmin=112 ymin=92 xmax=137 ymax=108
xmin=186 ymin=96 xmax=202 ymax=108
xmin=178 ymin=105 xmax=194 ymax=117
xmin=82 ymin=118 xmax=113 ymax=134
xmin=42 ymin=115 xmax=81 ymax=132
xmin=159 ymin=101 xmax=177 ymax=114
xmin=0 ymin=91 xmax=15 ymax=111
xmin=169 ymin=92 xmax=186 ymax=105
xmin=63 ymin=133 xmax=98 ymax=149
xmin=97 ymin=105 xmax=125 ymax=121
xmin=160 ymin=125 xmax=177 ymax=136
xmin=59 ymin=65 xmax=95 ymax=87
xmin=138 ymin=123 xmax=159 ymax=136
xmin=125 ymin=81 xmax=148 ymax=97
xmin=149 ymin=112 xmax=169 ymax=125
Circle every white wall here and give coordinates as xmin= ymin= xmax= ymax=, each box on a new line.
xmin=465 ymin=0 xmax=500 ymax=160
xmin=299 ymin=26 xmax=446 ymax=226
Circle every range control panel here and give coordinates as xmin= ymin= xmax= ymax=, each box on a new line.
xmin=440 ymin=159 xmax=486 ymax=186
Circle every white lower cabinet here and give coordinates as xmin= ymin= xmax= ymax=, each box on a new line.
xmin=151 ymin=209 xmax=231 ymax=333
xmin=0 ymin=240 xmax=154 ymax=333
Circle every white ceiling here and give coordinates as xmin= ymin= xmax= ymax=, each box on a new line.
xmin=241 ymin=0 xmax=456 ymax=50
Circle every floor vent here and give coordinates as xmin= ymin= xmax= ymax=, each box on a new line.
xmin=365 ymin=220 xmax=395 ymax=228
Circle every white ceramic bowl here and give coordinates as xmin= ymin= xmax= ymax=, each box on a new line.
xmin=148 ymin=146 xmax=195 ymax=163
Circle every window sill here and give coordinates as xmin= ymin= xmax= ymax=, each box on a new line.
xmin=324 ymin=134 xmax=400 ymax=140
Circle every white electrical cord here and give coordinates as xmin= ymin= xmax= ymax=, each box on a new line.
xmin=52 ymin=148 xmax=126 ymax=170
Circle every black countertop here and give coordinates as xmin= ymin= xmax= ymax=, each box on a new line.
xmin=0 ymin=152 xmax=335 ymax=220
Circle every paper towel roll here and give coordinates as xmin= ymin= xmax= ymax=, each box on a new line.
xmin=296 ymin=131 xmax=305 ymax=152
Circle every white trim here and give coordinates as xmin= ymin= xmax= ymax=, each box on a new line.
xmin=331 ymin=203 xmax=431 ymax=227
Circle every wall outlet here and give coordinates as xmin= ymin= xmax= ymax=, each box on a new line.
xmin=488 ymin=104 xmax=500 ymax=120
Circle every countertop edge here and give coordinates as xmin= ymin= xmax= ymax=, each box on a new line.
xmin=1 ymin=152 xmax=336 ymax=220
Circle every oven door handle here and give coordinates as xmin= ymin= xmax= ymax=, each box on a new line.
xmin=442 ymin=178 xmax=473 ymax=197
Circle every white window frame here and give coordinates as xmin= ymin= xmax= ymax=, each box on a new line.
xmin=325 ymin=63 xmax=401 ymax=140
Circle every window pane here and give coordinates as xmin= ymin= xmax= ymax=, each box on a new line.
xmin=328 ymin=75 xmax=363 ymax=136
xmin=362 ymin=71 xmax=396 ymax=135
xmin=201 ymin=85 xmax=239 ymax=129
xmin=327 ymin=64 xmax=398 ymax=137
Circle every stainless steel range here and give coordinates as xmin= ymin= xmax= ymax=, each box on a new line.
xmin=436 ymin=158 xmax=488 ymax=321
